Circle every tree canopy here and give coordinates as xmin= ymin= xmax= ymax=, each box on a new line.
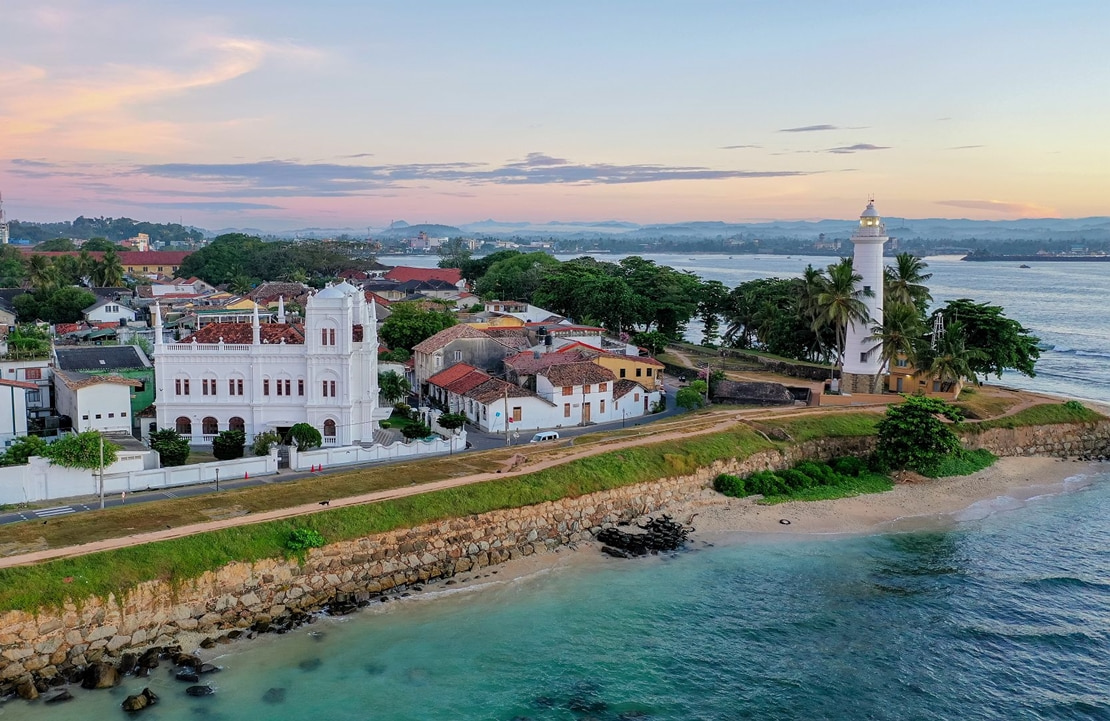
xmin=177 ymin=233 xmax=371 ymax=286
xmin=474 ymin=252 xmax=560 ymax=301
xmin=932 ymin=299 xmax=1040 ymax=379
xmin=380 ymin=302 xmax=457 ymax=352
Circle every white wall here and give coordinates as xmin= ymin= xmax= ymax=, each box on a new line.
xmin=0 ymin=448 xmax=159 ymax=505
xmin=290 ymin=435 xmax=461 ymax=471
xmin=56 ymin=382 xmax=133 ymax=434
xmin=85 ymin=304 xmax=137 ymax=324
xmin=0 ymin=386 xmax=29 ymax=444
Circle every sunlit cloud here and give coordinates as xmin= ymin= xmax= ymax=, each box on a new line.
xmin=824 ymin=143 xmax=890 ymax=154
xmin=780 ymin=124 xmax=840 ymax=132
xmin=935 ymin=199 xmax=1055 ymax=216
xmin=947 ymin=145 xmax=985 ymax=150
xmin=720 ymin=144 xmax=761 ymax=150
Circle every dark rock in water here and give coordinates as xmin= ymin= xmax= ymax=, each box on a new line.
xmin=567 ymin=697 xmax=608 ymax=713
xmin=363 ymin=662 xmax=386 ymax=676
xmin=174 ymin=653 xmax=203 ymax=669
xmin=45 ymin=690 xmax=74 ymax=704
xmin=198 ymin=663 xmax=221 ymax=675
xmin=138 ymin=648 xmax=162 ymax=669
xmin=596 ymin=515 xmax=693 ymax=558
xmin=121 ymin=687 xmax=159 ymax=712
xmin=226 ymin=630 xmax=244 ymax=640
xmin=81 ymin=662 xmax=121 ymax=689
xmin=200 ymin=637 xmax=217 ymax=649
xmin=533 ymin=695 xmax=557 ymax=708
xmin=117 ymin=652 xmax=138 ymax=676
xmin=298 ymin=658 xmax=322 ymax=672
xmin=176 ymin=671 xmax=201 ymax=683
xmin=262 ymin=687 xmax=287 ymax=704
xmin=16 ymin=680 xmax=39 ymax=700
xmin=186 ymin=685 xmax=215 ymax=697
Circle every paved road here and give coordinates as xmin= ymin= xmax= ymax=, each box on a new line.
xmin=0 ymin=375 xmax=688 ymax=527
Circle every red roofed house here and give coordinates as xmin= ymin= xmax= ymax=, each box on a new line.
xmin=384 ymin=266 xmax=465 ymax=289
xmin=22 ymin=250 xmax=193 ymax=277
xmin=426 ymin=363 xmax=556 ymax=433
xmin=535 ymin=362 xmax=660 ymax=426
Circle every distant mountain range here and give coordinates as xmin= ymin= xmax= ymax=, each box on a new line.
xmin=191 ymin=216 xmax=1110 ymax=243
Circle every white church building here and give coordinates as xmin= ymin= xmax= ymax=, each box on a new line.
xmin=154 ymin=281 xmax=385 ymax=446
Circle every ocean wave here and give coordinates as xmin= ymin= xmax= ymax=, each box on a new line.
xmin=1041 ymin=344 xmax=1110 ymax=360
xmin=1021 ymin=575 xmax=1110 ymax=592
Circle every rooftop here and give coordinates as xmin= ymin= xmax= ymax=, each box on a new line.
xmin=539 ymin=362 xmax=615 ymax=387
xmin=54 ymin=345 xmax=150 ymax=371
xmin=384 ymin=266 xmax=463 ymax=286
xmin=54 ymin=369 xmax=143 ymax=390
xmin=178 ymin=322 xmax=307 ymax=345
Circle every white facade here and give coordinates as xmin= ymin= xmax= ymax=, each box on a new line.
xmin=83 ymin=300 xmax=138 ymax=325
xmin=53 ymin=374 xmax=136 ymax=434
xmin=843 ymin=200 xmax=888 ymax=377
xmin=0 ymin=359 xmax=52 ymax=417
xmin=154 ymin=282 xmax=384 ymax=446
xmin=0 ymin=380 xmax=31 ymax=444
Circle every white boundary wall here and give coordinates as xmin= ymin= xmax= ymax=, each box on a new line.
xmin=0 ymin=450 xmax=278 ymax=505
xmin=289 ymin=433 xmax=463 ymax=472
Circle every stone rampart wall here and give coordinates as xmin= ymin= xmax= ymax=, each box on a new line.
xmin=2 ymin=420 xmax=1108 ymax=692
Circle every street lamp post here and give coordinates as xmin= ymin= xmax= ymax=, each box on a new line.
xmin=215 ymin=467 xmax=220 ymax=491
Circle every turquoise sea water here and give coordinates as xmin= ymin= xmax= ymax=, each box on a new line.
xmin=4 ymin=471 xmax=1108 ymax=720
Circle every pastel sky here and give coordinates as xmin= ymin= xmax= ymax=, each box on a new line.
xmin=3 ymin=0 xmax=1108 ymax=231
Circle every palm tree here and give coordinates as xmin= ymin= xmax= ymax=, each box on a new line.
xmin=77 ymin=249 xmax=97 ymax=284
xmin=797 ymin=264 xmax=829 ymax=362
xmin=94 ymin=249 xmax=125 ymax=287
xmin=27 ymin=254 xmax=58 ymax=291
xmin=920 ymin=321 xmax=985 ymax=392
xmin=813 ymin=258 xmax=872 ymax=380
xmin=885 ymin=253 xmax=933 ymax=313
xmin=867 ymin=302 xmax=923 ymax=374
xmin=228 ymin=275 xmax=254 ymax=295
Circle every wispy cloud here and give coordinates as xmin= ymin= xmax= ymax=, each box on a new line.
xmin=935 ymin=199 xmax=1053 ymax=215
xmin=780 ymin=124 xmax=840 ymax=133
xmin=113 ymin=200 xmax=284 ymax=211
xmin=947 ymin=145 xmax=984 ymax=150
xmin=131 ymin=155 xmax=821 ymax=195
xmin=720 ymin=144 xmax=761 ymax=150
xmin=824 ymin=143 xmax=890 ymax=154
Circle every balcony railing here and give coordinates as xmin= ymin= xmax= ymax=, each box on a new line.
xmin=165 ymin=343 xmax=254 ymax=352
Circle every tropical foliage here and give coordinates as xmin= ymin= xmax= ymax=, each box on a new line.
xmin=212 ymin=429 xmax=247 ymax=460
xmin=378 ymin=370 xmax=413 ymax=405
xmin=287 ymin=423 xmax=323 ymax=450
xmin=874 ymin=395 xmax=964 ymax=471
xmin=150 ymin=429 xmax=190 ymax=467
xmin=379 ymin=302 xmax=457 ymax=351
xmin=44 ymin=432 xmax=120 ymax=470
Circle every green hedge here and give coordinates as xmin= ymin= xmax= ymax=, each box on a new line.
xmin=713 ymin=458 xmax=893 ymax=505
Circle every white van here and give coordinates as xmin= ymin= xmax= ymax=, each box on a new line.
xmin=530 ymin=431 xmax=560 ymax=443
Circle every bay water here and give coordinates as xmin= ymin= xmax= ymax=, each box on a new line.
xmin=3 ymin=253 xmax=1109 ymax=719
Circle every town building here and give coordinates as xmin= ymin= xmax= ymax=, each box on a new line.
xmin=153 ymin=281 xmax=384 ymax=446
xmin=82 ymin=298 xmax=138 ymax=327
xmin=53 ymin=371 xmax=141 ymax=434
xmin=0 ymin=378 xmax=36 ymax=444
xmin=54 ymin=346 xmax=155 ymax=434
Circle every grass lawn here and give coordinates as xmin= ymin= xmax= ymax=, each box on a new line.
xmin=760 ymin=412 xmax=882 ymax=442
xmin=961 ymin=402 xmax=1105 ymax=432
xmin=954 ymin=387 xmax=1022 ymax=419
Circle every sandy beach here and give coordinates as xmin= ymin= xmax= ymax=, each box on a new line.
xmin=665 ymin=456 xmax=1104 ymax=538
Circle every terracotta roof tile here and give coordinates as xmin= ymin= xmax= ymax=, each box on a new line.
xmin=445 ymin=370 xmax=493 ymax=395
xmin=464 ymin=377 xmax=545 ymax=405
xmin=613 ymin=379 xmax=647 ymax=399
xmin=427 ymin=363 xmax=479 ymax=388
xmin=179 ymin=322 xmax=306 ymax=344
xmin=54 ymin=369 xmax=143 ymax=390
xmin=0 ymin=378 xmax=39 ymax=390
xmin=412 ymin=324 xmax=486 ymax=354
xmin=503 ymin=350 xmax=587 ymax=374
xmin=384 ymin=266 xmax=462 ymax=285
xmin=539 ymin=362 xmax=615 ymax=387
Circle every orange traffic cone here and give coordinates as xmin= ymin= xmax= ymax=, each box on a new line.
xmin=244 ymin=471 xmax=249 ymax=479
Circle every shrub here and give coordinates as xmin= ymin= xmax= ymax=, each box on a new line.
xmin=875 ymin=395 xmax=964 ymax=471
xmin=401 ymin=422 xmax=432 ymax=442
xmin=745 ymin=470 xmax=786 ymax=496
xmin=436 ymin=412 xmax=468 ymax=432
xmin=150 ymin=429 xmax=190 ymax=467
xmin=795 ymin=461 xmax=836 ymax=485
xmin=713 ymin=473 xmax=747 ymax=497
xmin=0 ymin=436 xmax=49 ymax=466
xmin=252 ymin=430 xmax=282 ymax=456
xmin=285 ymin=528 xmax=326 ymax=552
xmin=287 ymin=423 xmax=322 ymax=450
xmin=830 ymin=456 xmax=866 ymax=477
xmin=778 ymin=468 xmax=815 ymax=490
xmin=1063 ymin=400 xmax=1085 ymax=412
xmin=212 ymin=430 xmax=246 ymax=460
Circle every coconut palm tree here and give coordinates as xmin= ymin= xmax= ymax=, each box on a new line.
xmin=797 ymin=264 xmax=830 ymax=362
xmin=27 ymin=254 xmax=58 ymax=291
xmin=813 ymin=258 xmax=872 ymax=380
xmin=920 ymin=321 xmax=985 ymax=392
xmin=884 ymin=252 xmax=933 ymax=313
xmin=228 ymin=275 xmax=254 ymax=295
xmin=867 ymin=301 xmax=924 ymax=374
xmin=94 ymin=249 xmax=125 ymax=287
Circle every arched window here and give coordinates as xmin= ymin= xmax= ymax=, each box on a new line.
xmin=229 ymin=416 xmax=245 ymax=432
xmin=202 ymin=416 xmax=219 ymax=435
xmin=323 ymin=419 xmax=336 ymax=438
xmin=176 ymin=417 xmax=192 ymax=434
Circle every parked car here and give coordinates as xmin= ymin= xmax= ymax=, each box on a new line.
xmin=530 ymin=431 xmax=560 ymax=443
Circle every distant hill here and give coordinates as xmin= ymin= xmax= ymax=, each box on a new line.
xmin=375 ymin=223 xmax=463 ymax=238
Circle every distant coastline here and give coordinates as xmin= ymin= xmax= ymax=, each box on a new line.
xmin=962 ymin=254 xmax=1110 ymax=262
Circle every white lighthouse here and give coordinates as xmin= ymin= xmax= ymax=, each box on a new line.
xmin=840 ymin=199 xmax=888 ymax=394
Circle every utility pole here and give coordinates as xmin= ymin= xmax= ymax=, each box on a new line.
xmin=98 ymin=435 xmax=105 ymax=509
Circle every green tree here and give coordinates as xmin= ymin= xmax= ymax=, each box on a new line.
xmin=228 ymin=275 xmax=254 ymax=295
xmin=82 ymin=237 xmax=120 ymax=252
xmin=436 ymin=412 xmax=468 ymax=432
xmin=3 ymin=326 xmax=51 ymax=359
xmin=676 ymin=384 xmax=707 ymax=411
xmin=884 ymin=253 xmax=933 ymax=314
xmin=813 ymin=258 xmax=872 ymax=379
xmin=35 ymin=238 xmax=76 ymax=251
xmin=616 ymin=256 xmax=703 ymax=337
xmin=378 ymin=370 xmax=413 ymax=405
xmin=45 ymin=431 xmax=120 ymax=470
xmin=458 ymin=249 xmax=521 ymax=285
xmin=400 ymin=421 xmax=432 ymax=442
xmin=287 ymin=422 xmax=322 ymax=450
xmin=867 ymin=302 xmax=924 ymax=374
xmin=932 ymin=299 xmax=1039 ymax=379
xmin=252 ymin=430 xmax=282 ymax=456
xmin=0 ymin=436 xmax=49 ymax=466
xmin=150 ymin=429 xmax=190 ymax=466
xmin=874 ymin=395 xmax=964 ymax=471
xmin=0 ymin=246 xmax=26 ymax=286
xmin=632 ymin=330 xmax=670 ymax=356
xmin=40 ymin=287 xmax=98 ymax=324
xmin=380 ymin=302 xmax=457 ymax=351
xmin=919 ymin=321 xmax=986 ymax=391
xmin=212 ymin=429 xmax=246 ymax=460
xmin=93 ymin=248 xmax=125 ymax=287
xmin=27 ymin=255 xmax=59 ymax=292
xmin=696 ymin=279 xmax=729 ymax=347
xmin=474 ymin=252 xmax=560 ymax=301
xmin=436 ymin=237 xmax=473 ymax=269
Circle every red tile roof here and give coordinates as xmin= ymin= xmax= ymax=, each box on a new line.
xmin=412 ymin=324 xmax=488 ymax=354
xmin=613 ymin=379 xmax=647 ymax=399
xmin=464 ymin=377 xmax=544 ymax=405
xmin=445 ymin=370 xmax=493 ymax=396
xmin=179 ymin=322 xmax=306 ymax=344
xmin=54 ymin=370 xmax=143 ymax=390
xmin=503 ymin=349 xmax=588 ymax=374
xmin=427 ymin=363 xmax=479 ymax=388
xmin=384 ymin=266 xmax=462 ymax=285
xmin=365 ymin=291 xmax=392 ymax=306
xmin=0 ymin=378 xmax=39 ymax=390
xmin=539 ymin=362 xmax=615 ymax=387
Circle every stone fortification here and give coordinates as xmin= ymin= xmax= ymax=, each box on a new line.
xmin=2 ymin=420 xmax=1108 ymax=695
